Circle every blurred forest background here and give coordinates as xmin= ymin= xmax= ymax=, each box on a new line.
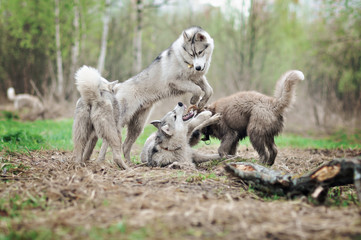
xmin=0 ymin=0 xmax=360 ymax=133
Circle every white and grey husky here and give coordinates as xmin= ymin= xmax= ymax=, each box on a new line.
xmin=140 ymin=102 xmax=224 ymax=169
xmin=73 ymin=26 xmax=215 ymax=168
xmin=7 ymin=87 xmax=45 ymax=120
xmin=72 ymin=66 xmax=129 ymax=169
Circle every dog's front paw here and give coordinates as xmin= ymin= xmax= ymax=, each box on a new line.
xmin=168 ymin=162 xmax=182 ymax=169
xmin=212 ymin=113 xmax=222 ymax=121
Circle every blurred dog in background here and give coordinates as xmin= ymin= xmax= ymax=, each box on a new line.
xmin=7 ymin=87 xmax=45 ymax=121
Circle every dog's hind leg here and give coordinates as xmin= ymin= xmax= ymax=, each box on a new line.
xmin=265 ymin=137 xmax=277 ymax=166
xmin=249 ymin=132 xmax=269 ymax=165
xmin=91 ymin=105 xmax=128 ymax=169
xmin=123 ymin=107 xmax=151 ymax=162
xmin=82 ymin=131 xmax=98 ymax=161
xmin=93 ymin=124 xmax=128 ymax=169
xmin=97 ymin=141 xmax=108 ymax=162
xmin=72 ymin=101 xmax=92 ymax=163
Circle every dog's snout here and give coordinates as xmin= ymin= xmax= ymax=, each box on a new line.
xmin=178 ymin=102 xmax=183 ymax=107
xmin=195 ymin=66 xmax=202 ymax=71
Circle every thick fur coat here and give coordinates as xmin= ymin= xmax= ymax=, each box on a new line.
xmin=192 ymin=70 xmax=305 ymax=166
xmin=73 ymin=26 xmax=215 ymax=167
xmin=72 ymin=66 xmax=128 ymax=169
xmin=141 ymin=102 xmax=223 ymax=169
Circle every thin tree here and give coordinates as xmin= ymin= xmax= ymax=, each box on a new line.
xmin=55 ymin=0 xmax=64 ymax=97
xmin=97 ymin=0 xmax=111 ymax=74
xmin=68 ymin=0 xmax=80 ymax=100
xmin=132 ymin=0 xmax=143 ymax=74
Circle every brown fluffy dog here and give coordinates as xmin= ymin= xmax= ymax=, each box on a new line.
xmin=192 ymin=70 xmax=304 ymax=166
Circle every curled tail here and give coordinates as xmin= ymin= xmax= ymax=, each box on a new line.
xmin=274 ymin=70 xmax=304 ymax=112
xmin=7 ymin=87 xmax=16 ymax=101
xmin=75 ymin=66 xmax=102 ymax=104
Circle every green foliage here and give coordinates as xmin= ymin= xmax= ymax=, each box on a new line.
xmin=186 ymin=172 xmax=219 ymax=183
xmin=0 ymin=111 xmax=19 ymax=121
xmin=89 ymin=222 xmax=128 ymax=239
xmin=0 ymin=193 xmax=47 ymax=219
xmin=1 ymin=119 xmax=360 ymax=155
xmin=0 ymin=158 xmax=29 ymax=176
xmin=195 ymin=131 xmax=361 ymax=150
xmin=0 ymin=119 xmax=73 ymax=153
xmin=326 ymin=186 xmax=359 ymax=207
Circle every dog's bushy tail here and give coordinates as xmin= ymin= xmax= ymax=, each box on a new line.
xmin=75 ymin=66 xmax=102 ymax=104
xmin=274 ymin=70 xmax=304 ymax=112
xmin=7 ymin=87 xmax=16 ymax=101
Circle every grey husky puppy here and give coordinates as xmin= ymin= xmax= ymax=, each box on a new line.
xmin=190 ymin=70 xmax=305 ymax=166
xmin=140 ymin=102 xmax=223 ymax=169
xmin=7 ymin=87 xmax=45 ymax=120
xmin=86 ymin=26 xmax=215 ymax=165
xmin=72 ymin=66 xmax=128 ymax=169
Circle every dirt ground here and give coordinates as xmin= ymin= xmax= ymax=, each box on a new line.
xmin=1 ymin=146 xmax=361 ymax=239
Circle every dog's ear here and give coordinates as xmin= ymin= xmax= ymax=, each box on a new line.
xmin=160 ymin=124 xmax=173 ymax=137
xmin=151 ymin=120 xmax=161 ymax=129
xmin=109 ymin=80 xmax=118 ymax=91
xmin=183 ymin=31 xmax=190 ymax=42
xmin=195 ymin=32 xmax=206 ymax=42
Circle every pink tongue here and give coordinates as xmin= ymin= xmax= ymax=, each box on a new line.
xmin=182 ymin=112 xmax=194 ymax=121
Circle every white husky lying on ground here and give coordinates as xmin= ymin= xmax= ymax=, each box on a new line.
xmin=140 ymin=102 xmax=226 ymax=169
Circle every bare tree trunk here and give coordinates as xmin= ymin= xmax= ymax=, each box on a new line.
xmin=248 ymin=0 xmax=256 ymax=72
xmin=97 ymin=0 xmax=111 ymax=74
xmin=55 ymin=0 xmax=64 ymax=97
xmin=69 ymin=0 xmax=80 ymax=101
xmin=132 ymin=0 xmax=143 ymax=74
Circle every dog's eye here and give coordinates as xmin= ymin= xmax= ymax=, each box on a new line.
xmin=198 ymin=50 xmax=203 ymax=55
xmin=174 ymin=115 xmax=177 ymax=120
xmin=183 ymin=46 xmax=193 ymax=57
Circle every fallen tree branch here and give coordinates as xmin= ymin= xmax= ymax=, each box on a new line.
xmin=225 ymin=157 xmax=361 ymax=202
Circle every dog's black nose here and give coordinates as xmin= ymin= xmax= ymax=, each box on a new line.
xmin=178 ymin=102 xmax=183 ymax=107
xmin=195 ymin=66 xmax=202 ymax=71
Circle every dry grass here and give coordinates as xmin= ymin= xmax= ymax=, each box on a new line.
xmin=1 ymin=147 xmax=361 ymax=239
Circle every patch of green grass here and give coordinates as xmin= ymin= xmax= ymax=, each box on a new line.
xmin=0 ymin=193 xmax=48 ymax=218
xmin=89 ymin=221 xmax=128 ymax=239
xmin=186 ymin=172 xmax=219 ymax=183
xmin=0 ymin=228 xmax=55 ymax=240
xmin=1 ymin=119 xmax=360 ymax=155
xmin=192 ymin=130 xmax=361 ymax=150
xmin=275 ymin=131 xmax=361 ymax=149
xmin=0 ymin=158 xmax=29 ymax=177
xmin=0 ymin=119 xmax=73 ymax=153
xmin=0 ymin=110 xmax=19 ymax=121
xmin=325 ymin=186 xmax=359 ymax=207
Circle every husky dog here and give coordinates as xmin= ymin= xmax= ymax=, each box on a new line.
xmin=72 ymin=66 xmax=128 ymax=169
xmin=140 ymin=102 xmax=224 ymax=169
xmin=78 ymin=26 xmax=215 ymax=165
xmin=7 ymin=87 xmax=45 ymax=120
xmin=191 ymin=70 xmax=305 ymax=166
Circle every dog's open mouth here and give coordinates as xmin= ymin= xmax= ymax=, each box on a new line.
xmin=182 ymin=110 xmax=195 ymax=121
xmin=182 ymin=105 xmax=200 ymax=121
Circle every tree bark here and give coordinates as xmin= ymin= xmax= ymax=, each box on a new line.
xmin=132 ymin=0 xmax=143 ymax=75
xmin=55 ymin=0 xmax=64 ymax=97
xmin=225 ymin=157 xmax=361 ymax=202
xmin=68 ymin=0 xmax=80 ymax=101
xmin=97 ymin=0 xmax=111 ymax=74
